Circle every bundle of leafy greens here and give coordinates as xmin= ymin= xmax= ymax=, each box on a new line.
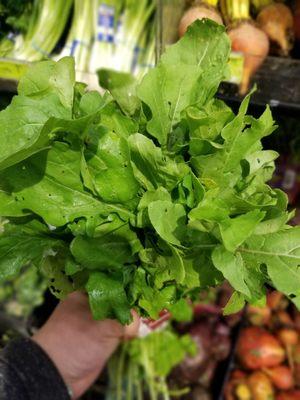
xmin=107 ymin=328 xmax=196 ymax=400
xmin=1 ymin=0 xmax=73 ymax=61
xmin=0 ymin=0 xmax=33 ymax=56
xmin=0 ymin=0 xmax=33 ymax=38
xmin=0 ymin=20 xmax=299 ymax=325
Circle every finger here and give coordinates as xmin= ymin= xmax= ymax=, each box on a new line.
xmin=124 ymin=310 xmax=140 ymax=340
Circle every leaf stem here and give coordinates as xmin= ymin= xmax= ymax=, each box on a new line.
xmin=203 ymin=0 xmax=219 ymax=7
xmin=252 ymin=0 xmax=273 ymax=12
xmin=116 ymin=345 xmax=126 ymax=400
xmin=224 ymin=0 xmax=250 ymax=22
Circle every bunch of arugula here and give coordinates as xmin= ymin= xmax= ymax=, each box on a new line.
xmin=0 ymin=20 xmax=299 ymax=325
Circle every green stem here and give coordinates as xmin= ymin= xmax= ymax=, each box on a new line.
xmin=225 ymin=0 xmax=250 ymax=22
xmin=126 ymin=356 xmax=133 ymax=400
xmin=203 ymin=0 xmax=219 ymax=7
xmin=252 ymin=0 xmax=273 ymax=12
xmin=159 ymin=377 xmax=170 ymax=400
xmin=141 ymin=344 xmax=157 ymax=400
xmin=134 ymin=363 xmax=143 ymax=400
xmin=116 ymin=345 xmax=126 ymax=400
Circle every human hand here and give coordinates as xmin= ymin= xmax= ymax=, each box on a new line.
xmin=32 ymin=291 xmax=139 ymax=399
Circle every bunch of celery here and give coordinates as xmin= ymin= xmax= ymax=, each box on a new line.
xmin=131 ymin=23 xmax=156 ymax=81
xmin=89 ymin=0 xmax=155 ymax=76
xmin=0 ymin=0 xmax=33 ymax=57
xmin=10 ymin=0 xmax=73 ymax=61
xmin=89 ymin=0 xmax=123 ymax=72
xmin=56 ymin=0 xmax=94 ymax=72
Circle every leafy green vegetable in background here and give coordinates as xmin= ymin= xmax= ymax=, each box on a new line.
xmin=107 ymin=328 xmax=196 ymax=400
xmin=0 ymin=264 xmax=47 ymax=318
xmin=0 ymin=0 xmax=33 ymax=37
xmin=0 ymin=20 xmax=299 ymax=324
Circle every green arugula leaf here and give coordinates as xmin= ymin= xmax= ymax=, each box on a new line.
xmin=148 ymin=200 xmax=186 ymax=246
xmin=0 ymin=142 xmax=133 ymax=226
xmin=137 ymin=20 xmax=230 ymax=145
xmin=86 ymin=271 xmax=132 ymax=324
xmin=219 ymin=210 xmax=265 ymax=252
xmin=85 ymin=128 xmax=140 ymax=205
xmin=223 ymin=291 xmax=245 ymax=315
xmin=0 ymin=58 xmax=75 ymax=170
xmin=128 ymin=133 xmax=189 ymax=191
xmin=140 ymin=241 xmax=185 ymax=287
xmin=98 ymin=69 xmax=140 ymax=115
xmin=243 ymin=228 xmax=300 ymax=299
xmin=70 ymin=223 xmax=139 ymax=271
xmin=0 ymin=225 xmax=63 ymax=281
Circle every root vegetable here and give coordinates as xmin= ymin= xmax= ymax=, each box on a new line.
xmin=278 ymin=329 xmax=299 ymax=371
xmin=294 ymin=363 xmax=300 ymax=388
xmin=228 ymin=21 xmax=269 ymax=95
xmin=267 ymin=291 xmax=284 ymax=311
xmin=257 ymin=3 xmax=294 ymax=56
xmin=276 ymin=311 xmax=294 ymax=328
xmin=294 ymin=344 xmax=300 ymax=385
xmin=247 ymin=304 xmax=271 ymax=326
xmin=264 ymin=366 xmax=294 ymax=390
xmin=232 ymin=370 xmax=247 ymax=380
xmin=278 ymin=329 xmax=299 ymax=347
xmin=179 ymin=3 xmax=223 ymax=37
xmin=247 ymin=371 xmax=275 ymax=400
xmin=237 ymin=327 xmax=285 ymax=370
xmin=293 ymin=343 xmax=300 ymax=364
xmin=236 ymin=383 xmax=252 ymax=400
xmin=225 ymin=372 xmax=247 ymax=400
xmin=276 ymin=391 xmax=300 ymax=400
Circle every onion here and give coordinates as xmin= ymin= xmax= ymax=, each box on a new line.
xmin=235 ymin=383 xmax=251 ymax=400
xmin=228 ymin=21 xmax=269 ymax=95
xmin=267 ymin=291 xmax=284 ymax=311
xmin=247 ymin=371 xmax=275 ymax=400
xmin=276 ymin=310 xmax=294 ymax=328
xmin=264 ymin=365 xmax=294 ymax=390
xmin=278 ymin=329 xmax=299 ymax=371
xmin=278 ymin=329 xmax=299 ymax=347
xmin=237 ymin=326 xmax=285 ymax=370
xmin=257 ymin=3 xmax=294 ymax=56
xmin=247 ymin=304 xmax=271 ymax=326
xmin=178 ymin=4 xmax=223 ymax=37
xmin=276 ymin=391 xmax=300 ymax=400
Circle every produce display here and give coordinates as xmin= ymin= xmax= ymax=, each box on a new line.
xmin=0 ymin=0 xmax=155 ymax=77
xmin=106 ymin=326 xmax=197 ymax=400
xmin=172 ymin=0 xmax=297 ymax=94
xmin=0 ymin=20 xmax=299 ymax=328
xmin=0 ymin=0 xmax=73 ymax=62
xmin=105 ymin=285 xmax=238 ymax=400
xmin=0 ymin=0 xmax=33 ymax=42
xmin=225 ymin=291 xmax=300 ymax=399
xmin=1 ymin=7 xmax=300 ymax=400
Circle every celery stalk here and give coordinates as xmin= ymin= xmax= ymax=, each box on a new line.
xmin=56 ymin=0 xmax=94 ymax=72
xmin=112 ymin=0 xmax=155 ymax=73
xmin=12 ymin=0 xmax=73 ymax=61
xmin=89 ymin=0 xmax=124 ymax=72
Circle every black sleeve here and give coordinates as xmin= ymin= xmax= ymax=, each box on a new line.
xmin=0 ymin=337 xmax=71 ymax=400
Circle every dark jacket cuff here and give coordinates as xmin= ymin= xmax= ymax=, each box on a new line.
xmin=0 ymin=337 xmax=71 ymax=400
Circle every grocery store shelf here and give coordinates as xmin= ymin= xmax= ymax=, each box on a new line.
xmin=218 ymin=56 xmax=300 ymax=111
xmin=2 ymin=56 xmax=300 ymax=111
